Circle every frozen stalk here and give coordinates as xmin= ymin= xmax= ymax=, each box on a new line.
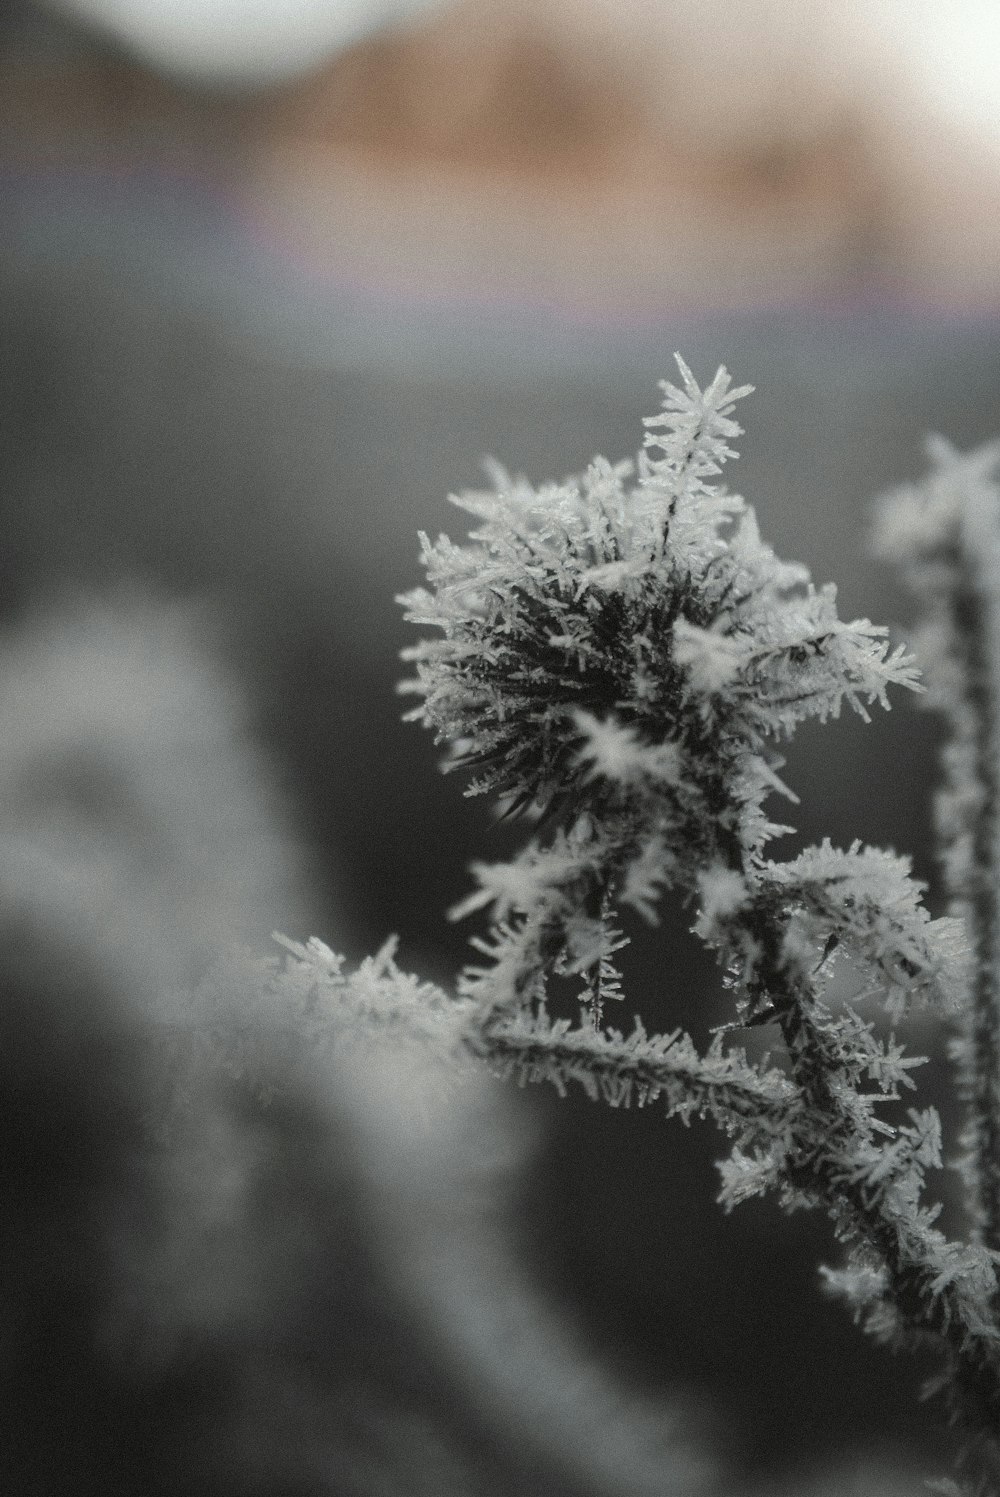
xmin=397 ymin=360 xmax=1000 ymax=1491
xmin=877 ymin=439 xmax=1000 ymax=1253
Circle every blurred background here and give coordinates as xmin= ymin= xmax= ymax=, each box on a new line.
xmin=1 ymin=0 xmax=999 ymax=1491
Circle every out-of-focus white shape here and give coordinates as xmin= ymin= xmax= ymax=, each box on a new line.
xmin=855 ymin=0 xmax=1000 ymax=148
xmin=573 ymin=0 xmax=1000 ymax=149
xmin=0 ymin=597 xmax=311 ymax=1008
xmin=45 ymin=0 xmax=450 ymax=85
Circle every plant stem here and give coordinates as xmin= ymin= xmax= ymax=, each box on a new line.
xmin=953 ymin=571 xmax=1000 ymax=1255
xmin=754 ymin=905 xmax=1000 ymax=1490
xmin=473 ymin=1011 xmax=798 ymax=1129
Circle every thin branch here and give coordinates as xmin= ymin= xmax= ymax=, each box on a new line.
xmin=952 ymin=573 xmax=1000 ymax=1252
xmin=472 ymin=1007 xmax=798 ymax=1133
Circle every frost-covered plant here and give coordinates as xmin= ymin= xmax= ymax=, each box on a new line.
xmin=391 ymin=360 xmax=1000 ymax=1493
xmin=876 ymin=437 xmax=1000 ymax=1251
xmin=1 ymin=598 xmax=708 ymax=1497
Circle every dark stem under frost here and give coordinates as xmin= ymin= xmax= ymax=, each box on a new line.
xmin=752 ymin=906 xmax=1000 ymax=1492
xmin=954 ymin=580 xmax=1000 ymax=1257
